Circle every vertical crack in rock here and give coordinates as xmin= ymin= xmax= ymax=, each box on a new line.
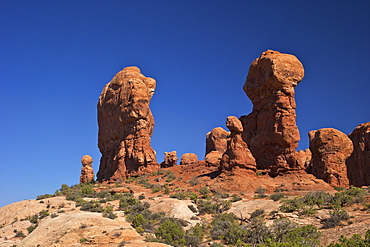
xmin=97 ymin=66 xmax=158 ymax=181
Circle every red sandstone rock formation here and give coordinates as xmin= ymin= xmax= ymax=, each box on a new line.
xmin=205 ymin=127 xmax=229 ymax=155
xmin=160 ymin=151 xmax=178 ymax=168
xmin=308 ymin=128 xmax=353 ymax=187
xmin=205 ymin=127 xmax=229 ymax=167
xmin=346 ymin=122 xmax=370 ymax=186
xmin=241 ymin=50 xmax=305 ymax=176
xmin=80 ymin=155 xmax=94 ymax=183
xmin=97 ymin=67 xmax=159 ymax=181
xmin=180 ymin=153 xmax=198 ymax=166
xmin=220 ymin=116 xmax=256 ymax=172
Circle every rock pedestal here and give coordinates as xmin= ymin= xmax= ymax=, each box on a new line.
xmin=308 ymin=128 xmax=353 ymax=187
xmin=80 ymin=155 xmax=94 ymax=183
xmin=241 ymin=50 xmax=305 ymax=176
xmin=346 ymin=122 xmax=370 ymax=186
xmin=97 ymin=67 xmax=159 ymax=181
xmin=180 ymin=153 xmax=198 ymax=166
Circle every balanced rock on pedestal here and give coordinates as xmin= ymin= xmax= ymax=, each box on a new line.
xmin=241 ymin=50 xmax=305 ymax=176
xmin=80 ymin=155 xmax=94 ymax=184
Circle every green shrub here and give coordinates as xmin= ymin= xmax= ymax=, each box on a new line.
xmin=155 ymin=220 xmax=185 ymax=247
xmin=250 ymin=209 xmax=265 ymax=218
xmin=197 ymin=199 xmax=231 ymax=215
xmin=14 ymin=231 xmax=26 ymax=238
xmin=199 ymin=186 xmax=210 ymax=196
xmin=321 ymin=209 xmax=349 ymax=229
xmin=255 ymin=186 xmax=267 ymax=195
xmin=36 ymin=193 xmax=54 ymax=200
xmin=327 ymin=230 xmax=370 ymax=247
xmin=231 ymin=194 xmax=242 ymax=202
xmin=170 ymin=192 xmax=187 ymax=200
xmin=164 ymin=171 xmax=176 ymax=182
xmin=188 ymin=204 xmax=198 ymax=213
xmin=27 ymin=224 xmax=38 ymax=234
xmin=79 ymin=200 xmax=103 ymax=212
xmin=270 ymin=193 xmax=285 ymax=201
xmin=185 ymin=223 xmax=205 ymax=247
xmin=189 ymin=177 xmax=199 ymax=186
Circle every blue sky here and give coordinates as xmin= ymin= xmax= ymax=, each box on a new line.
xmin=0 ymin=0 xmax=369 ymax=207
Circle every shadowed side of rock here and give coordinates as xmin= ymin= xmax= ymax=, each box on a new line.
xmin=241 ymin=50 xmax=305 ymax=176
xmin=346 ymin=122 xmax=370 ymax=186
xmin=97 ymin=66 xmax=159 ymax=181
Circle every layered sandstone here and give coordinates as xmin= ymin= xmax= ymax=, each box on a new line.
xmin=346 ymin=122 xmax=370 ymax=186
xmin=160 ymin=151 xmax=178 ymax=168
xmin=308 ymin=128 xmax=353 ymax=187
xmin=97 ymin=67 xmax=158 ymax=181
xmin=180 ymin=153 xmax=198 ymax=166
xmin=241 ymin=50 xmax=305 ymax=176
xmin=80 ymin=155 xmax=94 ymax=183
xmin=220 ymin=116 xmax=256 ymax=172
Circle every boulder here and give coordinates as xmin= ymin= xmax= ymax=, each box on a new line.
xmin=97 ymin=67 xmax=159 ymax=181
xmin=205 ymin=127 xmax=229 ymax=155
xmin=160 ymin=151 xmax=178 ymax=168
xmin=308 ymin=128 xmax=353 ymax=187
xmin=220 ymin=116 xmax=256 ymax=172
xmin=241 ymin=50 xmax=305 ymax=176
xmin=346 ymin=122 xmax=370 ymax=186
xmin=180 ymin=153 xmax=198 ymax=166
xmin=80 ymin=155 xmax=94 ymax=183
xmin=205 ymin=150 xmax=223 ymax=167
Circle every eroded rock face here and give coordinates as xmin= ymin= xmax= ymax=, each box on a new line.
xmin=241 ymin=50 xmax=305 ymax=176
xmin=220 ymin=116 xmax=256 ymax=172
xmin=205 ymin=127 xmax=229 ymax=155
xmin=308 ymin=128 xmax=353 ymax=187
xmin=80 ymin=155 xmax=94 ymax=184
xmin=205 ymin=151 xmax=223 ymax=167
xmin=180 ymin=153 xmax=198 ymax=166
xmin=97 ymin=67 xmax=158 ymax=181
xmin=160 ymin=151 xmax=178 ymax=168
xmin=346 ymin=122 xmax=370 ymax=186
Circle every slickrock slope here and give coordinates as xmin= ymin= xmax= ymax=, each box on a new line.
xmin=241 ymin=50 xmax=305 ymax=176
xmin=220 ymin=116 xmax=256 ymax=172
xmin=97 ymin=66 xmax=159 ymax=181
xmin=308 ymin=128 xmax=353 ymax=187
xmin=346 ymin=122 xmax=370 ymax=186
xmin=80 ymin=155 xmax=94 ymax=183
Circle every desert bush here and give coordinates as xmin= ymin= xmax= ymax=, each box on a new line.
xmin=327 ymin=229 xmax=370 ymax=247
xmin=302 ymin=191 xmax=332 ymax=208
xmin=170 ymin=192 xmax=187 ymax=200
xmin=211 ymin=213 xmax=243 ymax=243
xmin=321 ymin=209 xmax=349 ymax=229
xmin=255 ymin=186 xmax=267 ymax=195
xmin=36 ymin=193 xmax=54 ymax=200
xmin=270 ymin=193 xmax=285 ymax=201
xmin=246 ymin=217 xmax=270 ymax=245
xmin=14 ymin=231 xmax=26 ymax=238
xmin=185 ymin=223 xmax=205 ymax=247
xmin=27 ymin=224 xmax=38 ymax=234
xmin=231 ymin=194 xmax=242 ymax=202
xmin=197 ymin=199 xmax=231 ymax=215
xmin=79 ymin=200 xmax=103 ymax=212
xmin=189 ymin=177 xmax=199 ymax=186
xmin=199 ymin=186 xmax=210 ymax=196
xmin=188 ymin=204 xmax=198 ymax=213
xmin=50 ymin=213 xmax=59 ymax=218
xmin=164 ymin=170 xmax=176 ymax=182
xmin=155 ymin=220 xmax=185 ymax=247
xmin=250 ymin=209 xmax=265 ymax=218
xmin=279 ymin=197 xmax=303 ymax=213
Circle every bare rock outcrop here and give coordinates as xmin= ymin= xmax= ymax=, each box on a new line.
xmin=220 ymin=116 xmax=256 ymax=172
xmin=205 ymin=127 xmax=229 ymax=155
xmin=180 ymin=153 xmax=198 ymax=166
xmin=205 ymin=150 xmax=223 ymax=167
xmin=160 ymin=151 xmax=178 ymax=168
xmin=308 ymin=128 xmax=353 ymax=187
xmin=346 ymin=122 xmax=370 ymax=186
xmin=241 ymin=50 xmax=305 ymax=176
xmin=97 ymin=67 xmax=159 ymax=181
xmin=80 ymin=155 xmax=94 ymax=183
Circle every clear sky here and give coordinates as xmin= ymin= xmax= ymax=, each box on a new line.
xmin=0 ymin=0 xmax=369 ymax=207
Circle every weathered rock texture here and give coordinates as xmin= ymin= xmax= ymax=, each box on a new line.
xmin=205 ymin=127 xmax=229 ymax=167
xmin=220 ymin=116 xmax=256 ymax=172
xmin=160 ymin=151 xmax=178 ymax=168
xmin=180 ymin=153 xmax=198 ymax=166
xmin=205 ymin=127 xmax=229 ymax=155
xmin=80 ymin=155 xmax=94 ymax=183
xmin=308 ymin=128 xmax=353 ymax=187
xmin=346 ymin=122 xmax=370 ymax=186
xmin=241 ymin=50 xmax=305 ymax=176
xmin=97 ymin=67 xmax=158 ymax=181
